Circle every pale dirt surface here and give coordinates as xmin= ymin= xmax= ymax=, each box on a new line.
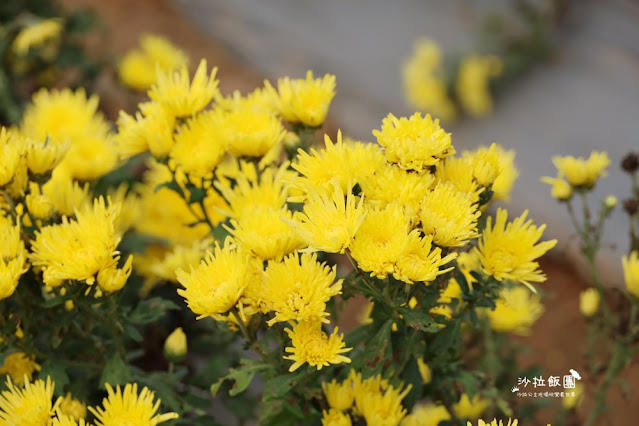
xmin=57 ymin=0 xmax=639 ymax=423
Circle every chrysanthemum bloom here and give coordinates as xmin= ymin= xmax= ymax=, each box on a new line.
xmin=373 ymin=112 xmax=454 ymax=172
xmin=580 ymin=288 xmax=600 ymax=317
xmin=472 ymin=419 xmax=519 ymax=426
xmin=0 ymin=353 xmax=41 ymax=385
xmin=321 ymin=408 xmax=352 ymax=426
xmin=30 ymin=197 xmax=122 ymax=287
xmin=149 ymin=59 xmax=218 ymax=117
xmin=623 ymin=251 xmax=639 ymax=298
xmin=119 ymin=34 xmax=189 ymax=91
xmin=23 ymin=136 xmax=69 ymax=177
xmin=228 ymin=207 xmax=304 ymax=261
xmin=454 ymin=393 xmax=490 ymax=420
xmin=12 ymin=18 xmax=62 ymax=56
xmin=97 ymin=255 xmax=133 ymax=293
xmin=356 ymin=382 xmax=411 ymax=426
xmin=115 ymin=102 xmax=176 ymax=159
xmin=170 ymin=111 xmax=226 ymax=177
xmin=349 ymin=371 xmax=390 ymax=412
xmin=488 ymin=146 xmax=518 ymax=201
xmin=552 ymin=151 xmax=610 ymax=188
xmin=265 ymin=70 xmax=336 ymax=127
xmin=435 ymin=156 xmax=482 ymax=203
xmin=216 ymin=87 xmax=275 ymax=114
xmin=283 ymin=320 xmax=351 ymax=372
xmin=540 ymin=175 xmax=572 ymax=201
xmin=49 ymin=412 xmax=88 ymax=426
xmin=402 ymin=404 xmax=450 ymax=426
xmin=0 ymin=128 xmax=25 ymax=187
xmin=360 ymin=161 xmax=434 ymax=213
xmin=394 ymin=232 xmax=457 ymax=284
xmin=420 ymin=182 xmax=480 ymax=247
xmin=456 ymin=54 xmax=502 ymax=117
xmin=221 ymin=108 xmax=285 ymax=157
xmin=349 ymin=202 xmax=411 ymax=278
xmin=89 ymin=383 xmax=178 ymax=426
xmin=176 ymin=241 xmax=260 ymax=319
xmin=475 ymin=208 xmax=557 ymax=290
xmin=402 ymin=38 xmax=457 ymax=122
xmin=25 ymin=183 xmax=53 ymax=219
xmin=0 ymin=218 xmax=29 ymax=300
xmin=0 ymin=376 xmax=56 ymax=425
xmin=215 ymin=161 xmax=289 ymax=220
xmin=485 ymin=286 xmax=544 ymax=335
xmin=462 ymin=143 xmax=504 ymax=188
xmin=58 ymin=392 xmax=86 ymax=421
xmin=42 ymin=176 xmax=91 ymax=217
xmin=262 ymin=252 xmax=342 ymax=325
xmin=322 ymin=378 xmax=355 ymax=411
xmin=287 ymin=181 xmax=366 ymax=253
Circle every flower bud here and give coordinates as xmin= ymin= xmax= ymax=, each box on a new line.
xmin=579 ymin=288 xmax=599 ymax=317
xmin=603 ymin=195 xmax=617 ymax=211
xmin=621 ymin=152 xmax=639 ymax=174
xmin=624 ymin=198 xmax=639 ymax=217
xmin=164 ymin=327 xmax=187 ymax=361
xmin=59 ymin=392 xmax=87 ymax=420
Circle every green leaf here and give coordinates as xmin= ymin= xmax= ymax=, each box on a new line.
xmin=398 ymin=306 xmax=439 ymax=333
xmin=210 ymin=359 xmax=273 ymax=397
xmin=262 ymin=370 xmax=305 ymax=403
xmin=129 ymin=297 xmax=180 ymax=325
xmin=187 ymin=186 xmax=207 ymax=204
xmin=123 ymin=324 xmax=143 ymax=343
xmin=155 ymin=180 xmax=183 ymax=196
xmin=39 ymin=360 xmax=69 ymax=395
xmin=100 ymin=355 xmax=132 ymax=388
xmin=362 ymin=319 xmax=393 ymax=376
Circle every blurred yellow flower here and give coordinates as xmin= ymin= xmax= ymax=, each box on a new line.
xmin=417 ymin=358 xmax=432 ymax=384
xmin=486 ymin=286 xmax=544 ymax=335
xmin=0 ymin=376 xmax=56 ymax=425
xmin=472 ymin=419 xmax=519 ymax=426
xmin=0 ymin=128 xmax=26 ymax=187
xmin=221 ymin=108 xmax=285 ymax=158
xmin=540 ymin=175 xmax=572 ymax=201
xmin=42 ymin=175 xmax=91 ymax=217
xmin=420 ymin=182 xmax=481 ymax=247
xmin=170 ymin=111 xmax=225 ymax=177
xmin=265 ymin=70 xmax=336 ymax=127
xmin=149 ymin=59 xmax=218 ymax=117
xmin=623 ymin=251 xmax=639 ymax=298
xmin=322 ymin=377 xmax=355 ymax=411
xmin=97 ymin=255 xmax=133 ymax=293
xmin=579 ymin=288 xmax=600 ymax=317
xmin=0 ymin=217 xmax=28 ymax=300
xmin=454 ymin=393 xmax=490 ymax=420
xmin=284 ymin=320 xmax=351 ymax=372
xmin=0 ymin=353 xmax=41 ymax=385
xmin=373 ymin=112 xmax=454 ymax=171
xmin=89 ymin=383 xmax=178 ymax=426
xmin=58 ymin=392 xmax=87 ymax=421
xmin=115 ymin=102 xmax=176 ymax=159
xmin=119 ymin=34 xmax=188 ymax=91
xmin=12 ymin=18 xmax=62 ymax=56
xmin=262 ymin=252 xmax=341 ymax=325
xmin=401 ymin=403 xmax=449 ymax=426
xmin=321 ymin=408 xmax=351 ymax=426
xmin=164 ymin=327 xmax=187 ymax=360
xmin=456 ymin=55 xmax=502 ymax=117
xmin=356 ymin=381 xmax=411 ymax=426
xmin=552 ymin=151 xmax=610 ymax=188
xmin=475 ymin=208 xmax=557 ymax=290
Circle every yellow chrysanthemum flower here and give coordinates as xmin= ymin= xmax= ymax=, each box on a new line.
xmin=454 ymin=393 xmax=490 ymax=420
xmin=402 ymin=38 xmax=457 ymax=122
xmin=0 ymin=128 xmax=26 ymax=187
xmin=0 ymin=218 xmax=29 ymax=300
xmin=349 ymin=202 xmax=411 ymax=278
xmin=485 ymin=286 xmax=544 ymax=335
xmin=170 ymin=111 xmax=225 ymax=177
xmin=552 ymin=151 xmax=610 ymax=188
xmin=462 ymin=143 xmax=503 ymax=188
xmin=265 ymin=70 xmax=336 ymax=127
xmin=456 ymin=55 xmax=503 ymax=117
xmin=97 ymin=255 xmax=133 ymax=293
xmin=89 ymin=383 xmax=178 ymax=426
xmin=119 ymin=34 xmax=188 ymax=91
xmin=49 ymin=412 xmax=88 ymax=426
xmin=0 ymin=376 xmax=56 ymax=425
xmin=435 ymin=155 xmax=483 ymax=204
xmin=623 ymin=251 xmax=639 ymax=298
xmin=322 ymin=378 xmax=355 ymax=412
xmin=215 ymin=161 xmax=289 ymax=220
xmin=373 ymin=112 xmax=454 ymax=172
xmin=349 ymin=371 xmax=389 ymax=412
xmin=420 ymin=182 xmax=480 ymax=247
xmin=30 ymin=197 xmax=122 ymax=287
xmin=41 ymin=175 xmax=91 ymax=217
xmin=284 ymin=320 xmax=351 ymax=372
xmin=215 ymin=87 xmax=275 ymax=114
xmin=322 ymin=408 xmax=352 ymax=426
xmin=0 ymin=353 xmax=41 ymax=385
xmin=221 ymin=108 xmax=285 ymax=158
xmin=489 ymin=146 xmax=518 ymax=201
xmin=475 ymin=208 xmax=557 ymax=290
xmin=402 ymin=403 xmax=450 ymax=426
xmin=579 ymin=288 xmax=600 ymax=317
xmin=395 ymin=232 xmax=457 ymax=284
xmin=115 ymin=102 xmax=176 ymax=159
xmin=25 ymin=136 xmax=69 ymax=176
xmin=262 ymin=252 xmax=342 ymax=325
xmin=149 ymin=59 xmax=218 ymax=117
xmin=356 ymin=381 xmax=411 ymax=426
xmin=58 ymin=393 xmax=86 ymax=421
xmin=25 ymin=183 xmax=53 ymax=219
xmin=228 ymin=207 xmax=304 ymax=261
xmin=176 ymin=241 xmax=260 ymax=319
xmin=360 ymin=161 xmax=434 ymax=213
xmin=12 ymin=18 xmax=62 ymax=55
xmin=470 ymin=418 xmax=519 ymax=426
xmin=287 ymin=180 xmax=366 ymax=253
xmin=540 ymin=175 xmax=572 ymax=201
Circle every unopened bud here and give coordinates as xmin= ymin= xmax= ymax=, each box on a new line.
xmin=164 ymin=327 xmax=187 ymax=361
xmin=579 ymin=288 xmax=600 ymax=317
xmin=603 ymin=195 xmax=617 ymax=210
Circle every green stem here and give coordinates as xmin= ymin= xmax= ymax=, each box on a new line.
xmin=585 ymin=342 xmax=627 ymax=426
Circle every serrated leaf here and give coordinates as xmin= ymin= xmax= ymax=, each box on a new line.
xmin=262 ymin=370 xmax=305 ymax=403
xmin=398 ymin=306 xmax=439 ymax=333
xmin=100 ymin=355 xmax=132 ymax=388
xmin=210 ymin=359 xmax=273 ymax=397
xmin=129 ymin=297 xmax=180 ymax=325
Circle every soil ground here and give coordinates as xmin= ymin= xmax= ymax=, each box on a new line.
xmin=59 ymin=0 xmax=639 ymax=424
